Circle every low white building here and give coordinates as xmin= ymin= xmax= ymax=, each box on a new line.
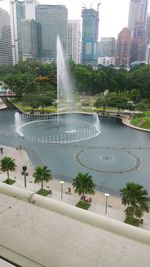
xmin=98 ymin=57 xmax=115 ymax=66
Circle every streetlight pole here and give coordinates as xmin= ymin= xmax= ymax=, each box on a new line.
xmin=60 ymin=181 xmax=64 ymax=200
xmin=21 ymin=166 xmax=28 ymax=188
xmin=104 ymin=193 xmax=110 ymax=214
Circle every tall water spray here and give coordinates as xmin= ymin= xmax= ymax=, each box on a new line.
xmin=57 ymin=35 xmax=73 ymax=113
xmin=15 ymin=36 xmax=101 ymax=143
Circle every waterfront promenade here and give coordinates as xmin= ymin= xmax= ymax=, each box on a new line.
xmin=0 ymin=99 xmax=150 ymax=228
xmin=0 ymin=145 xmax=150 ymax=231
xmin=1 ymin=101 xmax=150 ymax=266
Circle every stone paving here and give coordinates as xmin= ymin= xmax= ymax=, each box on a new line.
xmin=0 ymin=145 xmax=150 ymax=231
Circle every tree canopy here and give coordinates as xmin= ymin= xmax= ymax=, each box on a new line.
xmin=72 ymin=172 xmax=95 ymax=198
xmin=0 ymin=156 xmax=16 ymax=182
xmin=120 ymin=182 xmax=150 ymax=224
xmin=1 ymin=61 xmax=150 ymax=104
xmin=33 ymin=165 xmax=52 ymax=190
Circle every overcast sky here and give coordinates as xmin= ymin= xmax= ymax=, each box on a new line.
xmin=0 ymin=0 xmax=149 ymax=39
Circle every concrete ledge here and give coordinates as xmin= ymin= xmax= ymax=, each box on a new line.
xmin=0 ymin=182 xmax=150 ymax=246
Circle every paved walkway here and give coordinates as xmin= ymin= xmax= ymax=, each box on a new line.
xmin=0 ymin=145 xmax=150 ymax=231
xmin=121 ymin=115 xmax=150 ymax=132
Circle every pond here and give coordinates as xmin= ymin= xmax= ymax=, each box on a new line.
xmin=0 ymin=109 xmax=150 ymax=196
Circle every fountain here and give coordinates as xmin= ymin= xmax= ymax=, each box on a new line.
xmin=57 ymin=35 xmax=73 ymax=113
xmin=15 ymin=36 xmax=101 ymax=143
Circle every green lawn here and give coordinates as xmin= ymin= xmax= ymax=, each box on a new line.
xmin=131 ymin=115 xmax=150 ymax=129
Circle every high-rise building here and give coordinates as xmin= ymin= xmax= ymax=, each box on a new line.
xmin=68 ymin=20 xmax=81 ymax=64
xmin=116 ymin=28 xmax=131 ymax=67
xmin=99 ymin=37 xmax=115 ymax=57
xmin=81 ymin=7 xmax=99 ymax=66
xmin=145 ymin=44 xmax=150 ymax=63
xmin=25 ymin=0 xmax=37 ymax=20
xmin=21 ymin=19 xmax=37 ymax=61
xmin=10 ymin=0 xmax=37 ymax=65
xmin=10 ymin=0 xmax=25 ymax=64
xmin=0 ymin=8 xmax=12 ymax=65
xmin=128 ymin=0 xmax=148 ymax=35
xmin=146 ymin=13 xmax=150 ymax=43
xmin=130 ymin=20 xmax=146 ymax=63
xmin=36 ymin=5 xmax=68 ymax=63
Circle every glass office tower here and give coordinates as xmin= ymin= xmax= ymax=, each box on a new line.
xmin=81 ymin=7 xmax=99 ymax=66
xmin=0 ymin=8 xmax=12 ymax=65
xmin=36 ymin=5 xmax=68 ymax=63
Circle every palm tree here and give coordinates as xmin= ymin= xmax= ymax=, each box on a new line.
xmin=72 ymin=172 xmax=95 ymax=199
xmin=0 ymin=156 xmax=16 ymax=183
xmin=33 ymin=165 xmax=52 ymax=190
xmin=120 ymin=182 xmax=150 ymax=221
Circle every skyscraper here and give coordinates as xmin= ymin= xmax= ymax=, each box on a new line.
xmin=68 ymin=20 xmax=81 ymax=64
xmin=81 ymin=7 xmax=99 ymax=66
xmin=21 ymin=19 xmax=38 ymax=61
xmin=0 ymin=8 xmax=12 ymax=65
xmin=10 ymin=0 xmax=25 ymax=64
xmin=130 ymin=20 xmax=146 ymax=62
xmin=116 ymin=28 xmax=131 ymax=67
xmin=128 ymin=0 xmax=148 ymax=35
xmin=25 ymin=0 xmax=37 ymax=20
xmin=145 ymin=13 xmax=150 ymax=63
xmin=10 ymin=0 xmax=37 ymax=65
xmin=36 ymin=5 xmax=68 ymax=63
xmin=146 ymin=13 xmax=150 ymax=43
xmin=99 ymin=37 xmax=115 ymax=57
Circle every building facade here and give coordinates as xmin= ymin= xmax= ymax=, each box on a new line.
xmin=21 ymin=19 xmax=38 ymax=61
xmin=146 ymin=12 xmax=150 ymax=43
xmin=68 ymin=20 xmax=81 ymax=64
xmin=81 ymin=8 xmax=99 ymax=66
xmin=25 ymin=0 xmax=37 ymax=20
xmin=145 ymin=43 xmax=150 ymax=63
xmin=10 ymin=0 xmax=25 ymax=65
xmin=130 ymin=20 xmax=146 ymax=63
xmin=116 ymin=28 xmax=131 ymax=67
xmin=0 ymin=8 xmax=12 ymax=65
xmin=36 ymin=5 xmax=68 ymax=63
xmin=128 ymin=0 xmax=148 ymax=35
xmin=99 ymin=37 xmax=115 ymax=57
xmin=98 ymin=57 xmax=115 ymax=67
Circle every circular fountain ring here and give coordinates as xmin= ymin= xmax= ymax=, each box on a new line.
xmin=75 ymin=147 xmax=141 ymax=174
xmin=16 ymin=113 xmax=101 ymax=143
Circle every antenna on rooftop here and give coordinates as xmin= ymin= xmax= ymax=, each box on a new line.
xmin=82 ymin=1 xmax=86 ymax=9
xmin=97 ymin=1 xmax=101 ymax=11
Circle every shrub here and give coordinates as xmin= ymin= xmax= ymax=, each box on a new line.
xmin=3 ymin=179 xmax=16 ymax=185
xmin=76 ymin=200 xmax=91 ymax=210
xmin=124 ymin=216 xmax=140 ymax=227
xmin=36 ymin=188 xmax=49 ymax=196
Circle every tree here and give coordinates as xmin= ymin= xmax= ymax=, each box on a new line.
xmin=72 ymin=172 xmax=95 ymax=199
xmin=0 ymin=156 xmax=16 ymax=183
xmin=120 ymin=182 xmax=150 ymax=222
xmin=33 ymin=165 xmax=52 ymax=190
